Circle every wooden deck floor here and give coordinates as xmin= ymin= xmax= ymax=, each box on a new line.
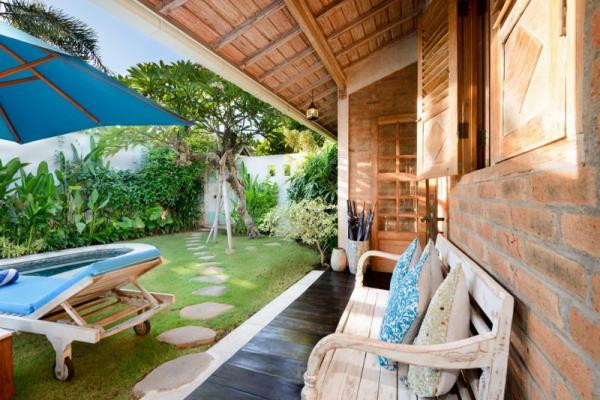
xmin=185 ymin=269 xmax=390 ymax=400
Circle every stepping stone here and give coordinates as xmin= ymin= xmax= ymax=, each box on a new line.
xmin=193 ymin=285 xmax=228 ymax=297
xmin=180 ymin=302 xmax=234 ymax=320
xmin=200 ymin=266 xmax=224 ymax=275
xmin=194 ymin=252 xmax=210 ymax=257
xmin=197 ymin=262 xmax=222 ymax=268
xmin=245 ymin=246 xmax=257 ymax=251
xmin=191 ymin=275 xmax=229 ymax=284
xmin=187 ymin=245 xmax=205 ymax=250
xmin=264 ymin=242 xmax=281 ymax=247
xmin=199 ymin=255 xmax=215 ymax=261
xmin=132 ymin=352 xmax=214 ymax=398
xmin=157 ymin=326 xmax=216 ymax=349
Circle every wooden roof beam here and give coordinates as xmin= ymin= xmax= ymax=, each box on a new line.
xmin=155 ymin=0 xmax=189 ymax=14
xmin=212 ymin=1 xmax=286 ymax=50
xmin=241 ymin=26 xmax=301 ymax=68
xmin=259 ymin=47 xmax=315 ymax=81
xmin=272 ymin=61 xmax=323 ymax=92
xmin=328 ymin=0 xmax=400 ymax=42
xmin=299 ymin=85 xmax=338 ymax=108
xmin=335 ymin=12 xmax=418 ymax=57
xmin=284 ymin=0 xmax=346 ymax=92
xmin=289 ymin=75 xmax=334 ymax=101
xmin=316 ymin=0 xmax=351 ymax=19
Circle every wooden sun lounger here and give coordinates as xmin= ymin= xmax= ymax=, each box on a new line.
xmin=301 ymin=234 xmax=514 ymax=400
xmin=0 ymin=257 xmax=174 ymax=381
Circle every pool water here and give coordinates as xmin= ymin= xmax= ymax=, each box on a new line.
xmin=24 ymin=256 xmax=109 ymax=277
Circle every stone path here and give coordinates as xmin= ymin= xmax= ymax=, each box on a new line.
xmin=197 ymin=261 xmax=222 ymax=268
xmin=245 ymin=246 xmax=257 ymax=251
xmin=193 ymin=286 xmax=228 ymax=297
xmin=180 ymin=302 xmax=234 ymax=320
xmin=200 ymin=266 xmax=224 ymax=275
xmin=194 ymin=251 xmax=210 ymax=257
xmin=191 ymin=275 xmax=229 ymax=284
xmin=198 ymin=255 xmax=215 ymax=261
xmin=157 ymin=326 xmax=216 ymax=349
xmin=264 ymin=242 xmax=281 ymax=247
xmin=132 ymin=352 xmax=214 ymax=398
xmin=187 ymin=245 xmax=205 ymax=250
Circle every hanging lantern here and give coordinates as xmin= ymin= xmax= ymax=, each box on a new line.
xmin=306 ymin=90 xmax=319 ymax=121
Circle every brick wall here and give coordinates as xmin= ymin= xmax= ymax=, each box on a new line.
xmin=348 ymin=63 xmax=417 ymax=202
xmin=448 ymin=2 xmax=600 ymax=398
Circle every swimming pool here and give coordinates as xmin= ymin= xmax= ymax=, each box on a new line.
xmin=0 ymin=244 xmax=158 ymax=277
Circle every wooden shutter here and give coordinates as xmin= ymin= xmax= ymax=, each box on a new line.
xmin=491 ymin=0 xmax=567 ymax=162
xmin=416 ymin=0 xmax=459 ymax=180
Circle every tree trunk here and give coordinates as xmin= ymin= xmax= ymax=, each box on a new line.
xmin=224 ymin=152 xmax=260 ymax=238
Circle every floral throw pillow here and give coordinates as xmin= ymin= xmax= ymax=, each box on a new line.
xmin=389 ymin=238 xmax=421 ymax=294
xmin=378 ymin=241 xmax=436 ymax=370
xmin=407 ymin=264 xmax=470 ymax=396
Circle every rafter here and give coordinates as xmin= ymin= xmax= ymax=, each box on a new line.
xmin=0 ymin=54 xmax=56 ymax=79
xmin=299 ymin=85 xmax=338 ymax=107
xmin=259 ymin=47 xmax=315 ymax=81
xmin=0 ymin=44 xmax=99 ymax=124
xmin=272 ymin=61 xmax=323 ymax=92
xmin=0 ymin=103 xmax=20 ymax=142
xmin=213 ymin=1 xmax=286 ymax=50
xmin=0 ymin=76 xmax=39 ymax=87
xmin=335 ymin=12 xmax=417 ymax=57
xmin=241 ymin=27 xmax=301 ymax=68
xmin=289 ymin=75 xmax=334 ymax=101
xmin=328 ymin=0 xmax=400 ymax=42
xmin=316 ymin=0 xmax=351 ymax=19
xmin=284 ymin=0 xmax=346 ymax=90
xmin=155 ymin=0 xmax=189 ymax=14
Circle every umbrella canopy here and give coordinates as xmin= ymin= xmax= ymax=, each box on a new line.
xmin=0 ymin=23 xmax=190 ymax=144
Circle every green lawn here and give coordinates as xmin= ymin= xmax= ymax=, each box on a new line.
xmin=12 ymin=233 xmax=319 ymax=400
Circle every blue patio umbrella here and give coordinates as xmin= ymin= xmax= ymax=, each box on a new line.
xmin=0 ymin=22 xmax=190 ymax=144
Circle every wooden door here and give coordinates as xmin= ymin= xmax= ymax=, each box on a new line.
xmin=371 ymin=114 xmax=427 ymax=271
xmin=491 ymin=0 xmax=567 ymax=162
xmin=416 ymin=0 xmax=459 ymax=180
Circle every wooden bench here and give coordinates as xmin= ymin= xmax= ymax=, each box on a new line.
xmin=0 ymin=328 xmax=14 ymax=400
xmin=301 ymin=234 xmax=514 ymax=400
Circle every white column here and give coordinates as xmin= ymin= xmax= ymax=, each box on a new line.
xmin=337 ymin=96 xmax=349 ymax=250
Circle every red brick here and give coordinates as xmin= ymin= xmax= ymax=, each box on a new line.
xmin=493 ymin=229 xmax=522 ymax=259
xmin=478 ymin=181 xmax=495 ymax=199
xmin=561 ymin=214 xmax=600 ymax=257
xmin=594 ymin=8 xmax=600 ymax=49
xmin=475 ymin=220 xmax=494 ymax=242
xmin=522 ymin=241 xmax=586 ymax=297
xmin=527 ymin=313 xmax=594 ymax=400
xmin=497 ymin=176 xmax=527 ymax=201
xmin=593 ymin=275 xmax=600 ymax=313
xmin=466 ymin=234 xmax=484 ymax=262
xmin=531 ymin=167 xmax=597 ymax=206
xmin=515 ymin=268 xmax=563 ymax=327
xmin=569 ymin=308 xmax=600 ymax=363
xmin=556 ymin=380 xmax=575 ymax=400
xmin=485 ymin=203 xmax=511 ymax=227
xmin=593 ymin=58 xmax=600 ymax=101
xmin=511 ymin=206 xmax=557 ymax=241
xmin=486 ymin=247 xmax=514 ymax=284
xmin=510 ymin=327 xmax=552 ymax=394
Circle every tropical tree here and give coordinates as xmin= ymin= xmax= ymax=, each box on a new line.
xmin=0 ymin=0 xmax=106 ymax=71
xmin=102 ymin=61 xmax=288 ymax=237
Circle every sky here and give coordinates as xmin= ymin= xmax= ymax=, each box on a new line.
xmin=45 ymin=0 xmax=183 ymax=74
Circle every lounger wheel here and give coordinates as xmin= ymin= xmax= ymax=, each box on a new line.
xmin=53 ymin=357 xmax=74 ymax=382
xmin=134 ymin=320 xmax=151 ymax=336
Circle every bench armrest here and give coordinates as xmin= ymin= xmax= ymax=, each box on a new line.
xmin=355 ymin=250 xmax=401 ymax=287
xmin=302 ymin=332 xmax=496 ymax=400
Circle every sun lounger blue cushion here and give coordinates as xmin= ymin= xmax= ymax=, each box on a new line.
xmin=0 ymin=246 xmax=160 ymax=315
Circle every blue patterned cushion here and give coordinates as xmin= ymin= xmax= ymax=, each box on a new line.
xmin=389 ymin=239 xmax=420 ymax=294
xmin=378 ymin=244 xmax=431 ymax=370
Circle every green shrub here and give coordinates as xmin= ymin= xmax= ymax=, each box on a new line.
xmin=0 ymin=237 xmax=45 ymax=258
xmin=287 ymin=144 xmax=337 ymax=205
xmin=278 ymin=198 xmax=337 ymax=266
xmin=231 ymin=163 xmax=278 ymax=235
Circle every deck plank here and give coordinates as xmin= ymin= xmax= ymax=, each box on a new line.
xmin=186 ymin=269 xmax=390 ymax=400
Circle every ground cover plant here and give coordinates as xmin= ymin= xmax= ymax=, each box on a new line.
xmin=12 ymin=232 xmax=319 ymax=400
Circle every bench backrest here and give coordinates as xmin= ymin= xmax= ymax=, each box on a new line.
xmin=435 ymin=234 xmax=514 ymax=400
